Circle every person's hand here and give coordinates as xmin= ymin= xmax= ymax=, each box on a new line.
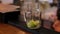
xmin=53 ymin=20 xmax=60 ymax=32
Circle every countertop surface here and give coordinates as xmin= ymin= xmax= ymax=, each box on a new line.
xmin=8 ymin=21 xmax=60 ymax=34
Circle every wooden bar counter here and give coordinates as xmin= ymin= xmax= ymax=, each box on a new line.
xmin=0 ymin=4 xmax=20 ymax=13
xmin=0 ymin=23 xmax=31 ymax=34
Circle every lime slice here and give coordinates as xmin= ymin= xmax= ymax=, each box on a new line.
xmin=27 ymin=20 xmax=41 ymax=29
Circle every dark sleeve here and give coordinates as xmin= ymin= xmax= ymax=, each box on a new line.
xmin=57 ymin=8 xmax=60 ymax=20
xmin=57 ymin=0 xmax=60 ymax=8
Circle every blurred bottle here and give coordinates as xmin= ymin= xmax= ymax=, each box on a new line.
xmin=38 ymin=0 xmax=50 ymax=12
